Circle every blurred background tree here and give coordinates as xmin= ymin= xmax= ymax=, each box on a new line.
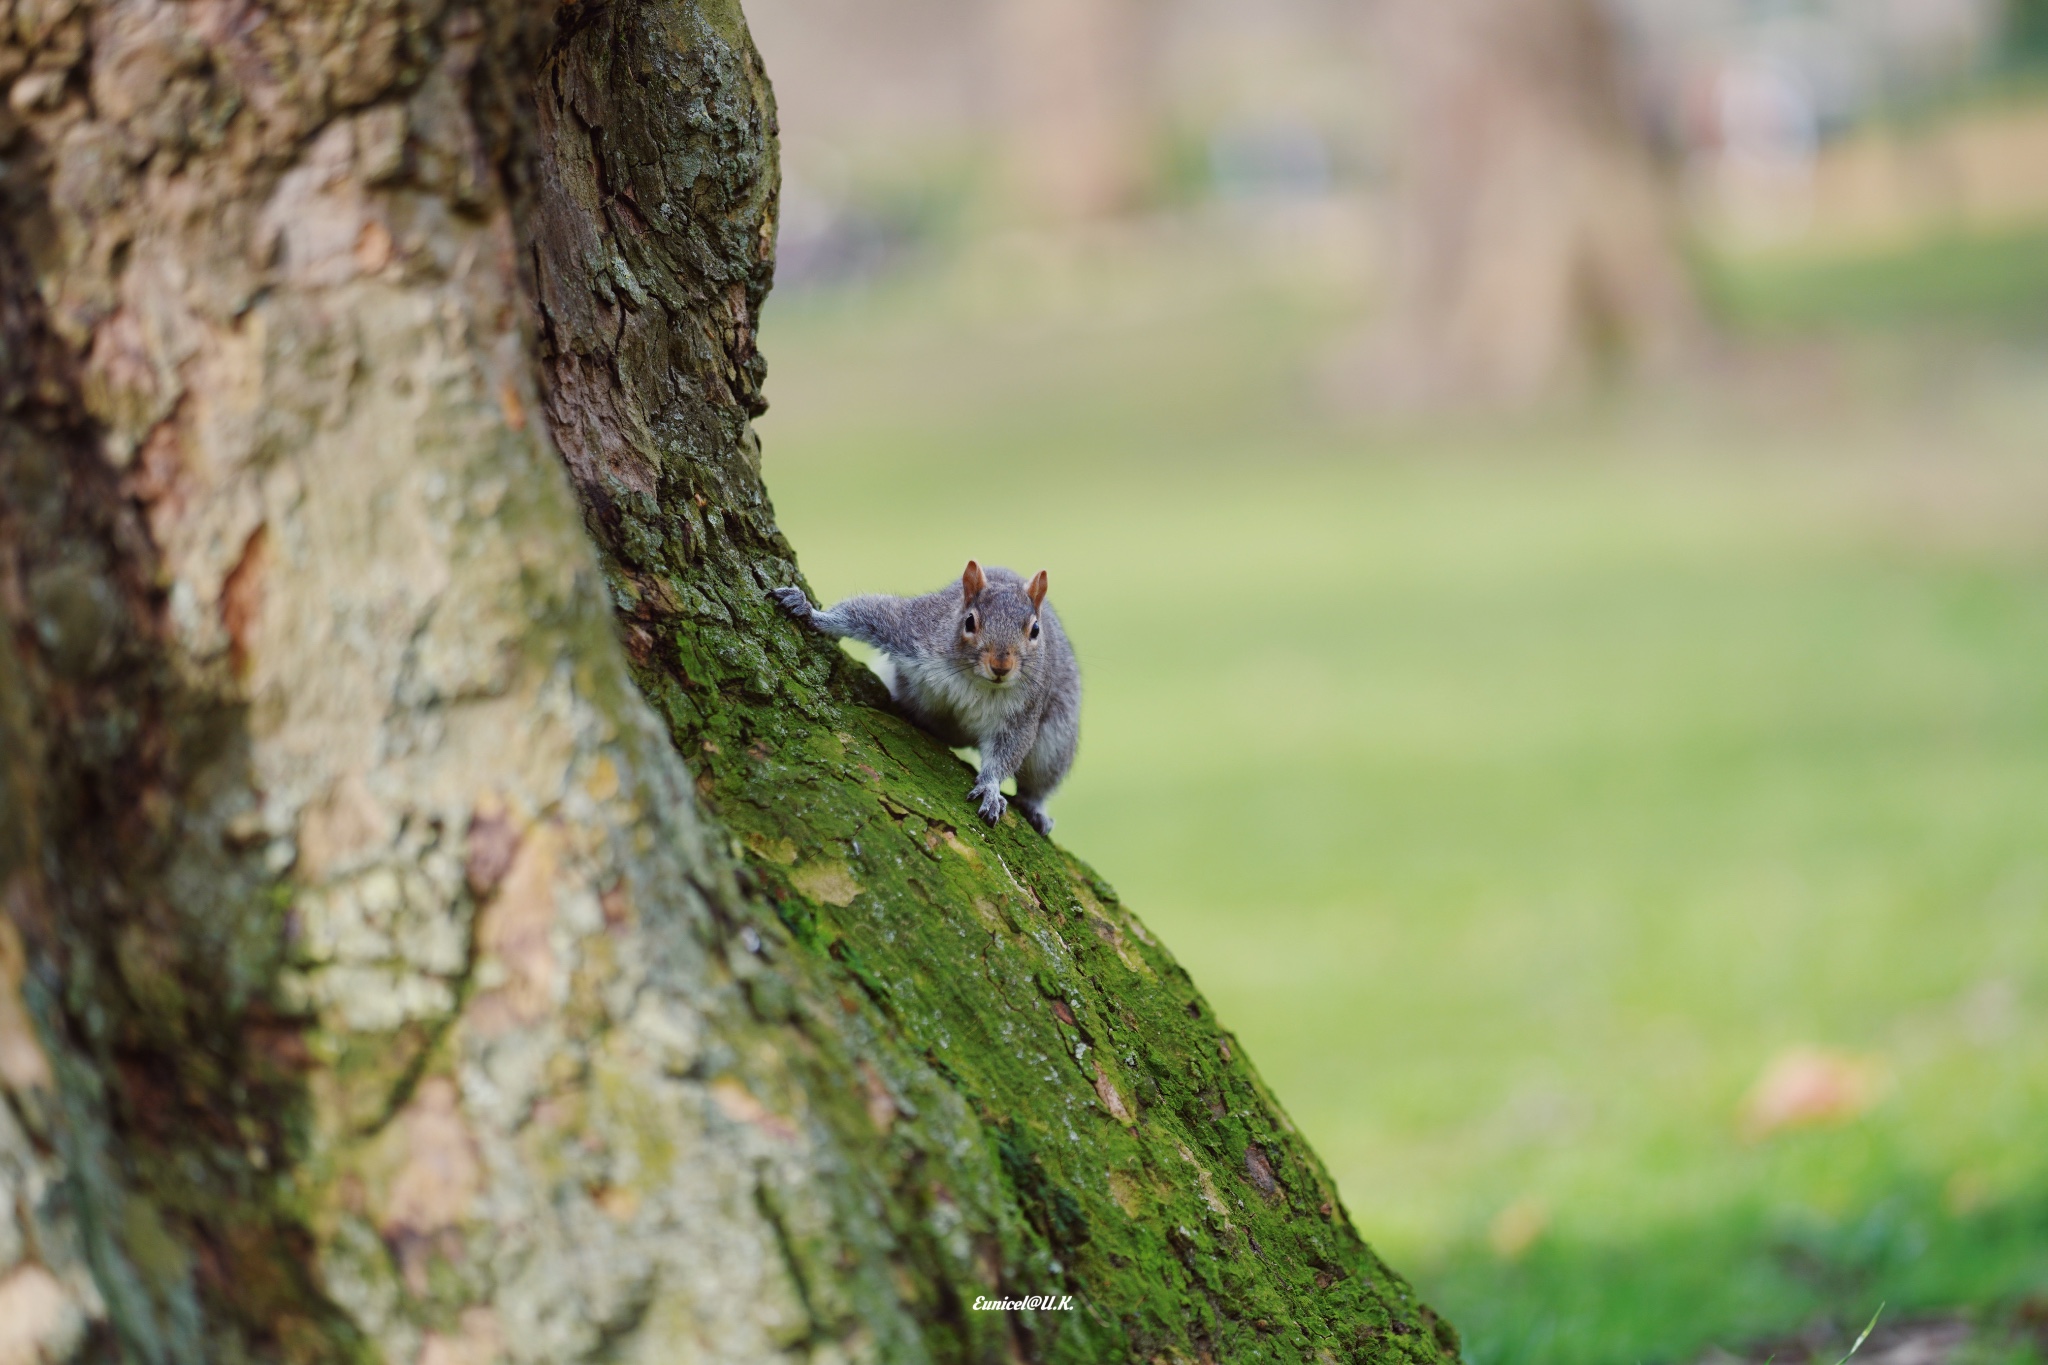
xmin=1341 ymin=0 xmax=1700 ymax=405
xmin=991 ymin=0 xmax=1155 ymax=222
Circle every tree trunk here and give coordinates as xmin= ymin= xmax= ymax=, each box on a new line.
xmin=0 ymin=1 xmax=1457 ymax=1362
xmin=1341 ymin=0 xmax=1700 ymax=407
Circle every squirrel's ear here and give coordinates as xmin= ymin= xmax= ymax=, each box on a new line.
xmin=961 ymin=560 xmax=986 ymax=603
xmin=1027 ymin=569 xmax=1048 ymax=610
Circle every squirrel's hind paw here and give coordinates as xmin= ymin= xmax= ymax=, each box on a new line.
xmin=1014 ymin=799 xmax=1055 ymax=838
xmin=768 ymin=586 xmax=815 ymax=621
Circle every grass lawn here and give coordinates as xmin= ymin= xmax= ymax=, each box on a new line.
xmin=751 ymin=229 xmax=2048 ymax=1364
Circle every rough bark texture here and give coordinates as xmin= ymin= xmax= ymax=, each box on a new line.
xmin=0 ymin=0 xmax=1458 ymax=1362
xmin=1339 ymin=0 xmax=1700 ymax=407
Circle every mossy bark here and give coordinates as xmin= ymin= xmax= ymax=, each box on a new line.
xmin=0 ymin=0 xmax=1459 ymax=1361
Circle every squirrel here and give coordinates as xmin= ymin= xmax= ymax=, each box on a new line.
xmin=770 ymin=560 xmax=1080 ymax=836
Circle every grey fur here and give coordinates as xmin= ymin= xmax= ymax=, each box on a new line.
xmin=770 ymin=564 xmax=1080 ymax=835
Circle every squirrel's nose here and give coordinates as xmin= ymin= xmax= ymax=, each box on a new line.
xmin=987 ymin=654 xmax=1015 ymax=678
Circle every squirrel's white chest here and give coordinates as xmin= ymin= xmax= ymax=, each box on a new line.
xmin=886 ymin=653 xmax=1030 ymax=738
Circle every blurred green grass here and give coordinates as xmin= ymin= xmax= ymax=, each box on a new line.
xmin=1704 ymin=226 xmax=2048 ymax=337
xmin=752 ymin=234 xmax=2048 ymax=1364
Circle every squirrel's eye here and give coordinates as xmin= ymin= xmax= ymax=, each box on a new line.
xmin=963 ymin=613 xmax=977 ymax=634
xmin=1029 ymin=620 xmax=1040 ymax=640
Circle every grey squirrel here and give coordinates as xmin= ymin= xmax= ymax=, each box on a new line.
xmin=770 ymin=561 xmax=1080 ymax=836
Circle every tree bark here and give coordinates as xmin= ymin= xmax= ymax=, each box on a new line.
xmin=1341 ymin=0 xmax=1700 ymax=407
xmin=0 ymin=1 xmax=1458 ymax=1362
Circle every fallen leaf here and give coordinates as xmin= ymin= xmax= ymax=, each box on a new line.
xmin=1740 ymin=1046 xmax=1885 ymax=1140
xmin=1488 ymin=1197 xmax=1549 ymax=1260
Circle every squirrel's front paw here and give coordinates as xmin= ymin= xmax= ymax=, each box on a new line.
xmin=768 ymin=586 xmax=815 ymax=622
xmin=969 ymin=781 xmax=1007 ymax=825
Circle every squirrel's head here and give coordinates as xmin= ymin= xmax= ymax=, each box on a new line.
xmin=956 ymin=559 xmax=1048 ymax=687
